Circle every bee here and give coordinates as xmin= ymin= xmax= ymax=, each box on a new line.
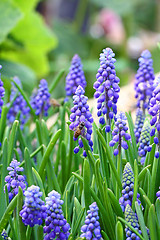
xmin=74 ymin=121 xmax=85 ymax=138
xmin=50 ymin=98 xmax=61 ymax=108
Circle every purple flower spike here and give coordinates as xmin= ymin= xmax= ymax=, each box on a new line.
xmin=138 ymin=121 xmax=151 ymax=165
xmin=134 ymin=108 xmax=145 ymax=143
xmin=93 ymin=48 xmax=120 ymax=132
xmin=69 ymin=85 xmax=93 ymax=157
xmin=109 ymin=112 xmax=131 ymax=155
xmin=80 ymin=202 xmax=102 ymax=240
xmin=125 ymin=204 xmax=142 ymax=239
xmin=119 ymin=163 xmax=142 ymax=212
xmin=65 ymin=54 xmax=86 ymax=98
xmin=0 ymin=66 xmax=5 ymax=118
xmin=7 ymin=77 xmax=30 ymax=126
xmin=149 ymin=77 xmax=160 ymax=158
xmin=44 ymin=190 xmax=70 ymax=240
xmin=31 ymin=79 xmax=50 ymax=116
xmin=134 ymin=50 xmax=155 ymax=113
xmin=20 ymin=185 xmax=47 ymax=227
xmin=4 ymin=159 xmax=27 ymax=202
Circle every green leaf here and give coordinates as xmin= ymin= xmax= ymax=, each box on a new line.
xmin=116 ymin=221 xmax=124 ymax=240
xmin=13 ymin=0 xmax=40 ymax=14
xmin=0 ymin=138 xmax=8 ymax=218
xmin=24 ymin=148 xmax=34 ymax=186
xmin=49 ymin=69 xmax=65 ymax=93
xmin=17 ymin=187 xmax=26 ymax=240
xmin=135 ymin=202 xmax=149 ymax=240
xmin=0 ymin=60 xmax=36 ymax=93
xmin=132 ymin=160 xmax=138 ymax=211
xmin=96 ymin=129 xmax=122 ymax=190
xmin=0 ymin=194 xmax=18 ymax=233
xmin=7 ymin=12 xmax=58 ymax=76
xmin=8 ymin=120 xmax=19 ymax=164
xmin=39 ymin=129 xmax=61 ymax=177
xmin=32 ymin=167 xmax=46 ymax=201
xmin=138 ymin=165 xmax=151 ymax=182
xmin=148 ymin=205 xmax=159 ymax=240
xmin=83 ymin=159 xmax=91 ymax=211
xmin=107 ymin=188 xmax=124 ymax=218
xmin=0 ymin=0 xmax=23 ymax=44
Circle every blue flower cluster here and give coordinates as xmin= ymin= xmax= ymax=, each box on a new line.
xmin=65 ymin=54 xmax=86 ymax=99
xmin=31 ymin=79 xmax=50 ymax=116
xmin=119 ymin=163 xmax=141 ymax=212
xmin=7 ymin=77 xmax=30 ymax=126
xmin=4 ymin=159 xmax=26 ymax=202
xmin=1 ymin=230 xmax=11 ymax=240
xmin=109 ymin=112 xmax=131 ymax=156
xmin=93 ymin=48 xmax=120 ymax=132
xmin=134 ymin=50 xmax=155 ymax=112
xmin=69 ymin=85 xmax=93 ymax=157
xmin=19 ymin=185 xmax=47 ymax=227
xmin=148 ymin=81 xmax=160 ymax=158
xmin=125 ymin=204 xmax=142 ymax=240
xmin=80 ymin=202 xmax=102 ymax=240
xmin=0 ymin=65 xmax=5 ymax=118
xmin=44 ymin=190 xmax=70 ymax=240
xmin=138 ymin=121 xmax=151 ymax=165
xmin=134 ymin=108 xmax=144 ymax=143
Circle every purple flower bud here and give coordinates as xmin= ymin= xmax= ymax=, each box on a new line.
xmin=119 ymin=163 xmax=142 ymax=212
xmin=134 ymin=108 xmax=145 ymax=143
xmin=125 ymin=204 xmax=142 ymax=239
xmin=138 ymin=121 xmax=151 ymax=165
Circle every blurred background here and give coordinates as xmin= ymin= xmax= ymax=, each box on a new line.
xmin=0 ymin=0 xmax=160 ymax=98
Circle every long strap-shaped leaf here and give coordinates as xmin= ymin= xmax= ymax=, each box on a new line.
xmin=96 ymin=129 xmax=122 ymax=190
xmin=38 ymin=129 xmax=61 ymax=177
xmin=0 ymin=194 xmax=18 ymax=233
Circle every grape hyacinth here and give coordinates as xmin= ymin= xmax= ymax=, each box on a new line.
xmin=69 ymin=85 xmax=93 ymax=157
xmin=93 ymin=48 xmax=120 ymax=132
xmin=65 ymin=54 xmax=86 ymax=99
xmin=109 ymin=112 xmax=131 ymax=156
xmin=4 ymin=159 xmax=27 ymax=202
xmin=134 ymin=50 xmax=155 ymax=113
xmin=44 ymin=190 xmax=70 ymax=240
xmin=119 ymin=163 xmax=142 ymax=212
xmin=80 ymin=202 xmax=102 ymax=240
xmin=138 ymin=120 xmax=151 ymax=165
xmin=134 ymin=108 xmax=145 ymax=143
xmin=148 ymin=79 xmax=160 ymax=158
xmin=125 ymin=204 xmax=142 ymax=239
xmin=0 ymin=65 xmax=5 ymax=118
xmin=1 ymin=230 xmax=11 ymax=240
xmin=20 ymin=185 xmax=47 ymax=227
xmin=7 ymin=77 xmax=30 ymax=126
xmin=31 ymin=79 xmax=50 ymax=116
